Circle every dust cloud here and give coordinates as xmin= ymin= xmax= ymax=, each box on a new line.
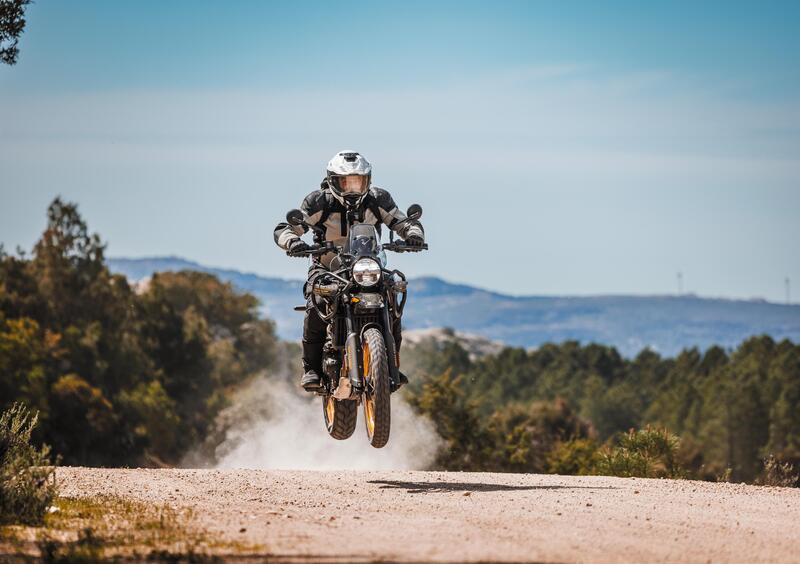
xmin=206 ymin=373 xmax=442 ymax=471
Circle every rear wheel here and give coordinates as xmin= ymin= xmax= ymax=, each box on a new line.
xmin=322 ymin=395 xmax=357 ymax=440
xmin=362 ymin=327 xmax=391 ymax=448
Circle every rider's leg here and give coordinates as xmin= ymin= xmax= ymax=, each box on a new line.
xmin=392 ymin=317 xmax=409 ymax=386
xmin=393 ymin=317 xmax=403 ymax=352
xmin=301 ymin=304 xmax=326 ymax=390
xmin=300 ymin=266 xmax=329 ymax=390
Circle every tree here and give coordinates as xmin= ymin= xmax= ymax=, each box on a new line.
xmin=581 ymin=378 xmax=642 ymax=440
xmin=0 ymin=0 xmax=31 ymax=65
xmin=117 ymin=380 xmax=180 ymax=464
xmin=1 ymin=198 xmax=279 ymax=466
xmin=404 ymin=333 xmax=800 ymax=483
xmin=32 ymin=197 xmax=109 ymax=328
xmin=48 ymin=374 xmax=116 ymax=465
xmin=406 ymin=369 xmax=491 ymax=471
xmin=485 ymin=398 xmax=594 ymax=473
xmin=0 ymin=317 xmax=45 ymax=407
xmin=765 ymin=341 xmax=800 ymax=466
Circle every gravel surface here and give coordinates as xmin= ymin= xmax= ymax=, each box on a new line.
xmin=57 ymin=468 xmax=800 ymax=563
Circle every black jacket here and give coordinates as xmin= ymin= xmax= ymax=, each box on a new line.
xmin=274 ymin=183 xmax=424 ymax=268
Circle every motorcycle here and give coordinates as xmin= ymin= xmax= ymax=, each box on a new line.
xmin=285 ymin=204 xmax=428 ymax=448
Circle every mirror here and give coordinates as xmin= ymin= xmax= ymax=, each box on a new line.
xmin=286 ymin=209 xmax=304 ymax=226
xmin=406 ymin=204 xmax=423 ymax=220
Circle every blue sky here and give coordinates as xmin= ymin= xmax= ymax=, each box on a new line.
xmin=1 ymin=1 xmax=799 ymax=301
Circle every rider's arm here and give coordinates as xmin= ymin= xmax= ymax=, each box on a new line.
xmin=372 ymin=187 xmax=425 ymax=242
xmin=273 ymin=191 xmax=326 ymax=251
xmin=273 ymin=221 xmax=305 ymax=251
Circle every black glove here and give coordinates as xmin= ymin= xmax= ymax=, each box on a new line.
xmin=405 ymin=235 xmax=424 ymax=247
xmin=288 ymin=239 xmax=311 ymax=254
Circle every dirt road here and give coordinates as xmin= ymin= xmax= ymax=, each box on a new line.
xmin=57 ymin=467 xmax=800 ymax=562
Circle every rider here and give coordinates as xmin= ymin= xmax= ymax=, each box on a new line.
xmin=274 ymin=150 xmax=425 ymax=391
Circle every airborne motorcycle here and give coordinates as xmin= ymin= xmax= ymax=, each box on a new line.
xmin=285 ymin=205 xmax=427 ymax=448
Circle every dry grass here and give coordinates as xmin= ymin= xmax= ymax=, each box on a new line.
xmin=1 ymin=495 xmax=264 ymax=561
xmin=757 ymin=455 xmax=799 ymax=488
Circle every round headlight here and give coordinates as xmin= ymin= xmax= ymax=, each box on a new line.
xmin=352 ymin=258 xmax=382 ymax=287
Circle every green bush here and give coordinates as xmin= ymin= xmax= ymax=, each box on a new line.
xmin=595 ymin=427 xmax=684 ymax=479
xmin=0 ymin=403 xmax=58 ymax=525
xmin=547 ymin=438 xmax=601 ymax=475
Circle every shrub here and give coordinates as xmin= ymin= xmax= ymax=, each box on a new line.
xmin=547 ymin=438 xmax=601 ymax=475
xmin=0 ymin=403 xmax=58 ymax=524
xmin=595 ymin=427 xmax=684 ymax=479
xmin=716 ymin=468 xmax=732 ymax=483
xmin=756 ymin=455 xmax=799 ymax=487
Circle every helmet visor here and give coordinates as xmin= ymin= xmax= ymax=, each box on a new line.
xmin=337 ymin=175 xmax=368 ymax=195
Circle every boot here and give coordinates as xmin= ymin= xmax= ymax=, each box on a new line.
xmin=393 ymin=335 xmax=408 ymax=388
xmin=390 ymin=370 xmax=409 ymax=392
xmin=301 ymin=371 xmax=322 ymax=390
xmin=301 ymin=341 xmax=324 ymax=391
xmin=397 ymin=370 xmax=409 ymax=386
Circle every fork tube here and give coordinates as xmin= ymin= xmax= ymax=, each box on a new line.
xmin=381 ymin=303 xmax=400 ymax=384
xmin=344 ymin=303 xmax=363 ymax=391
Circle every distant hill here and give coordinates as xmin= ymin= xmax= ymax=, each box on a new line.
xmin=108 ymin=256 xmax=800 ymax=356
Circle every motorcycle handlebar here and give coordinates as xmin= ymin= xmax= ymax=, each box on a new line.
xmin=289 ymin=242 xmax=427 ymax=257
xmin=286 ymin=246 xmax=329 ymax=258
xmin=383 ymin=242 xmax=429 ymax=253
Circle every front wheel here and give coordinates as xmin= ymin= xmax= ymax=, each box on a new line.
xmin=362 ymin=327 xmax=391 ymax=448
xmin=322 ymin=395 xmax=357 ymax=440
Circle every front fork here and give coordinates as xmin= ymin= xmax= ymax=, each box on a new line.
xmin=381 ymin=303 xmax=401 ymax=387
xmin=343 ymin=301 xmax=400 ymax=394
xmin=344 ymin=303 xmax=364 ymax=393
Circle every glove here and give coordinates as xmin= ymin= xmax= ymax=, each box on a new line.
xmin=288 ymin=239 xmax=311 ymax=254
xmin=405 ymin=235 xmax=424 ymax=247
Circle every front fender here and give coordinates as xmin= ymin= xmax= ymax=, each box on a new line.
xmin=359 ymin=322 xmax=383 ymax=342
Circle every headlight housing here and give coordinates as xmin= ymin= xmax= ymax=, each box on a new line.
xmin=352 ymin=258 xmax=381 ymax=287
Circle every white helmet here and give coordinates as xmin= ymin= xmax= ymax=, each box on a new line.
xmin=326 ymin=150 xmax=372 ymax=207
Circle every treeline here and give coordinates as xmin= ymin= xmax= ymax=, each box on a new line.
xmin=4 ymin=199 xmax=798 ymax=486
xmin=404 ymin=331 xmax=800 ymax=484
xmin=0 ymin=199 xmax=277 ymax=466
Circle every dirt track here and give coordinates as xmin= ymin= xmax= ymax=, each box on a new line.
xmin=58 ymin=467 xmax=800 ymax=563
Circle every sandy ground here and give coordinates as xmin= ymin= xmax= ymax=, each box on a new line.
xmin=57 ymin=467 xmax=800 ymax=563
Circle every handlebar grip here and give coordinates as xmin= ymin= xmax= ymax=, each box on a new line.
xmin=384 ymin=242 xmax=428 ymax=252
xmin=287 ymin=246 xmax=328 ymax=257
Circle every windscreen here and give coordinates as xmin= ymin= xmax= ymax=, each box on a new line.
xmin=348 ymin=224 xmax=387 ymax=266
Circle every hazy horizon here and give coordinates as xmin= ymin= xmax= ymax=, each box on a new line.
xmin=107 ymin=254 xmax=800 ymax=305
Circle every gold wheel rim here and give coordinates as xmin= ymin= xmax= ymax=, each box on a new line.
xmin=364 ymin=395 xmax=375 ymax=437
xmin=363 ymin=339 xmax=375 ymax=438
xmin=325 ymin=396 xmax=335 ymax=425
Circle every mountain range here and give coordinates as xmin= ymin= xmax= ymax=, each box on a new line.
xmin=108 ymin=256 xmax=800 ymax=357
